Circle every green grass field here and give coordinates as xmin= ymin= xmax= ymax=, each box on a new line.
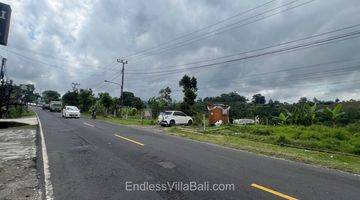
xmin=203 ymin=124 xmax=360 ymax=155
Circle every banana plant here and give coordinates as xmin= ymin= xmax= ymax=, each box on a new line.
xmin=322 ymin=104 xmax=345 ymax=128
xmin=305 ymin=103 xmax=317 ymax=125
xmin=275 ymin=112 xmax=289 ymax=125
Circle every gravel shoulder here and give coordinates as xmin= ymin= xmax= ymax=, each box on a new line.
xmin=0 ymin=125 xmax=41 ymax=200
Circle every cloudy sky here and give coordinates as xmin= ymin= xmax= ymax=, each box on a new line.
xmin=1 ymin=0 xmax=360 ymax=102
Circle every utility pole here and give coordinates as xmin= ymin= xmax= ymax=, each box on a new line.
xmin=0 ymin=58 xmax=6 ymax=118
xmin=72 ymin=82 xmax=80 ymax=92
xmin=116 ymin=59 xmax=128 ymax=117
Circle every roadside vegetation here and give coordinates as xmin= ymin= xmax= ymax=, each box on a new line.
xmin=8 ymin=106 xmax=35 ymax=118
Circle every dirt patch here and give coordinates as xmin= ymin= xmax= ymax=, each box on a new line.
xmin=0 ymin=127 xmax=41 ymax=199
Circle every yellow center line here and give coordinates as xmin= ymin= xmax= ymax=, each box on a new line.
xmin=251 ymin=183 xmax=298 ymax=200
xmin=114 ymin=134 xmax=144 ymax=147
xmin=83 ymin=122 xmax=95 ymax=127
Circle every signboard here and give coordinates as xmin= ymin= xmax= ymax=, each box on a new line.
xmin=0 ymin=2 xmax=11 ymax=46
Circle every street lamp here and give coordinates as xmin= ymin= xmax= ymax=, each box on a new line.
xmin=104 ymin=80 xmax=121 ymax=86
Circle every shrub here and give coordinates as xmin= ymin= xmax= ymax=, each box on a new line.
xmin=346 ymin=122 xmax=360 ymax=134
xmin=8 ymin=106 xmax=32 ymax=118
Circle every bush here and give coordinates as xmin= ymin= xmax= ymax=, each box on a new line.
xmin=346 ymin=122 xmax=360 ymax=134
xmin=8 ymin=106 xmax=33 ymax=118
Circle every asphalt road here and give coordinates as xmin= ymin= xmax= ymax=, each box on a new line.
xmin=35 ymin=108 xmax=360 ymax=200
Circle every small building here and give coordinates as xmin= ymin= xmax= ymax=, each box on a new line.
xmin=207 ymin=104 xmax=230 ymax=125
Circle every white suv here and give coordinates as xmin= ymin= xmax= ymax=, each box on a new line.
xmin=158 ymin=111 xmax=193 ymax=126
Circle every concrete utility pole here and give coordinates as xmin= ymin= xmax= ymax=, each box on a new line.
xmin=72 ymin=82 xmax=80 ymax=91
xmin=0 ymin=58 xmax=6 ymax=82
xmin=116 ymin=59 xmax=128 ymax=117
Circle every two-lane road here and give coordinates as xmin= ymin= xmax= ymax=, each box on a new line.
xmin=36 ymin=108 xmax=360 ymax=199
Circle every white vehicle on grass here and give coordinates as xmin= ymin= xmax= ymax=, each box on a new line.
xmin=158 ymin=111 xmax=193 ymax=126
xmin=62 ymin=106 xmax=81 ymax=118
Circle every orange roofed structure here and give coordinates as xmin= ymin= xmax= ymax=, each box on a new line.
xmin=207 ymin=104 xmax=230 ymax=125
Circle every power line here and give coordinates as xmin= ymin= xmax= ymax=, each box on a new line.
xmin=128 ymin=0 xmax=315 ymax=62
xmin=125 ymin=0 xmax=278 ymax=58
xmin=0 ymin=47 xmax=118 ymax=76
xmin=124 ymin=29 xmax=360 ymax=79
xmin=128 ymin=60 xmax=360 ymax=95
xmin=126 ymin=23 xmax=360 ymax=73
xmin=100 ymin=29 xmax=360 ymax=90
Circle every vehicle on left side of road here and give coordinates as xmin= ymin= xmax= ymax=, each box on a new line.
xmin=62 ymin=106 xmax=81 ymax=118
xmin=49 ymin=101 xmax=62 ymax=112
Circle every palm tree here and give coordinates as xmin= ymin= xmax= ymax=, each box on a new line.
xmin=322 ymin=104 xmax=345 ymax=128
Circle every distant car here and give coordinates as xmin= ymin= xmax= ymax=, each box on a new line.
xmin=49 ymin=101 xmax=62 ymax=112
xmin=62 ymin=106 xmax=81 ymax=118
xmin=158 ymin=111 xmax=193 ymax=126
xmin=42 ymin=103 xmax=50 ymax=110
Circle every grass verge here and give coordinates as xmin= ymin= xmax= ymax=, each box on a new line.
xmin=167 ymin=127 xmax=360 ymax=174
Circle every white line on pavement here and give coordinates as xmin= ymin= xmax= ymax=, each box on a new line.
xmin=35 ymin=112 xmax=54 ymax=200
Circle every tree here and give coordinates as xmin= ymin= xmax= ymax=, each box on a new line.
xmin=99 ymin=92 xmax=113 ymax=116
xmin=62 ymin=91 xmax=79 ymax=107
xmin=252 ymin=93 xmax=265 ymax=104
xmin=322 ymin=104 xmax=345 ymax=128
xmin=42 ymin=90 xmax=60 ymax=103
xmin=158 ymin=86 xmax=172 ymax=105
xmin=204 ymin=92 xmax=247 ymax=103
xmin=148 ymin=96 xmax=161 ymax=117
xmin=132 ymin=97 xmax=144 ymax=110
xmin=78 ymin=89 xmax=95 ymax=112
xmin=298 ymin=97 xmax=308 ymax=104
xmin=179 ymin=75 xmax=197 ymax=115
xmin=122 ymin=91 xmax=135 ymax=107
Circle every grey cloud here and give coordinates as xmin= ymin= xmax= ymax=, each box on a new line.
xmin=2 ymin=0 xmax=360 ymax=102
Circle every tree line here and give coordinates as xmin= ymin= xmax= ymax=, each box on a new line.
xmin=36 ymin=74 xmax=360 ymax=127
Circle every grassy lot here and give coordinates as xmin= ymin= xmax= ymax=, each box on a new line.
xmin=168 ymin=126 xmax=360 ymax=174
xmin=203 ymin=124 xmax=360 ymax=155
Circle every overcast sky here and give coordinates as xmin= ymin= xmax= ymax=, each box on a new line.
xmin=1 ymin=0 xmax=360 ymax=102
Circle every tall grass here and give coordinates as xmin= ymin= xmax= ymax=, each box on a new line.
xmin=206 ymin=123 xmax=360 ymax=155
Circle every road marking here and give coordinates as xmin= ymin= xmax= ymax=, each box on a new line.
xmin=35 ymin=112 xmax=54 ymax=200
xmin=251 ymin=183 xmax=298 ymax=200
xmin=83 ymin=122 xmax=95 ymax=127
xmin=114 ymin=134 xmax=144 ymax=146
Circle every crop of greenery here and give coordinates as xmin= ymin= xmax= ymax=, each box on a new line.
xmin=205 ymin=123 xmax=360 ymax=155
xmin=8 ymin=106 xmax=35 ymax=118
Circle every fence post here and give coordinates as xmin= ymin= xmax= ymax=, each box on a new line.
xmin=203 ymin=114 xmax=206 ymax=132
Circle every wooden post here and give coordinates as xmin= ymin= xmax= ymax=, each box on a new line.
xmin=141 ymin=110 xmax=143 ymax=125
xmin=203 ymin=114 xmax=206 ymax=132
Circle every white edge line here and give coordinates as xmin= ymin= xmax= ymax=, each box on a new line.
xmin=35 ymin=112 xmax=54 ymax=200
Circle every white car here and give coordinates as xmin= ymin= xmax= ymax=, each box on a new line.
xmin=62 ymin=106 xmax=81 ymax=118
xmin=158 ymin=111 xmax=193 ymax=126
